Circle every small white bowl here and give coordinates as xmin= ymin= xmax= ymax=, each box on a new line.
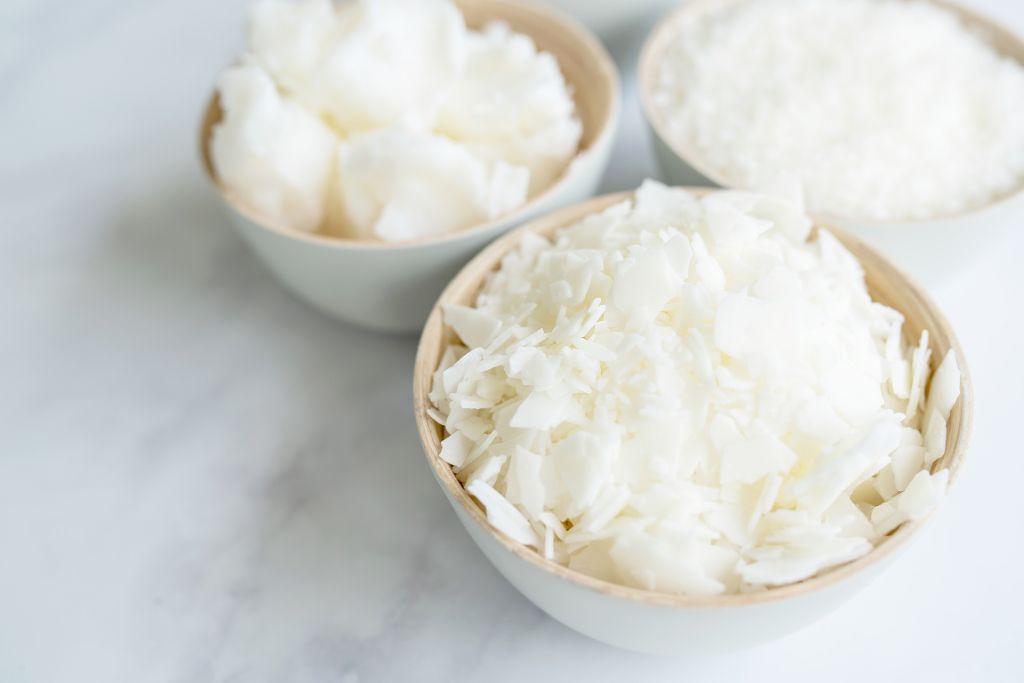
xmin=414 ymin=190 xmax=973 ymax=655
xmin=638 ymin=0 xmax=1024 ymax=283
xmin=199 ymin=0 xmax=620 ymax=334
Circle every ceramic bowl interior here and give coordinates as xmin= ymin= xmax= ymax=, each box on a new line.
xmin=198 ymin=0 xmax=620 ymax=250
xmin=637 ymin=0 xmax=1024 ymax=226
xmin=414 ymin=188 xmax=973 ymax=609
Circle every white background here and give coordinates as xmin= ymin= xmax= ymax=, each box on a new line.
xmin=1 ymin=0 xmax=1022 ymax=681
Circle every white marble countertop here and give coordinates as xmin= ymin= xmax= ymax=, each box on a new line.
xmin=3 ymin=1 xmax=1023 ymax=681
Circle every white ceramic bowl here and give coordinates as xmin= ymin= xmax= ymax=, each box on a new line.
xmin=199 ymin=0 xmax=620 ymax=334
xmin=638 ymin=0 xmax=1024 ymax=283
xmin=414 ymin=190 xmax=973 ymax=655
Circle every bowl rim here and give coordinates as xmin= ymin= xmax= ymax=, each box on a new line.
xmin=413 ymin=187 xmax=974 ymax=609
xmin=198 ymin=0 xmax=620 ymax=252
xmin=637 ymin=0 xmax=1024 ymax=226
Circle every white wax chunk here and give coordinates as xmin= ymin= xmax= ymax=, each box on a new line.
xmin=211 ymin=65 xmax=338 ymax=233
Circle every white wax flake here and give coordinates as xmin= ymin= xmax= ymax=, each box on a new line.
xmin=506 ymin=447 xmax=546 ymax=517
xmin=430 ymin=182 xmax=960 ymax=596
xmin=922 ymin=408 xmax=948 ymax=467
xmin=652 ymin=0 xmax=1024 ymax=221
xmin=752 ymin=265 xmax=802 ymax=301
xmin=889 ymin=360 xmax=911 ymax=401
xmin=796 ymin=397 xmax=851 ymax=444
xmin=466 ymin=480 xmax=539 ymax=547
xmin=871 ymin=470 xmax=949 ymax=536
xmin=739 ymin=536 xmax=872 ymax=587
xmin=788 ymin=416 xmax=901 ymax=517
xmin=720 ymin=436 xmax=797 ymax=486
xmin=611 ymin=248 xmax=679 ymax=326
xmin=576 ymin=486 xmax=631 ymax=534
xmin=823 ymin=496 xmax=873 ymax=539
xmin=213 ymin=0 xmax=581 ymax=239
xmin=703 ymin=196 xmax=771 ymax=247
xmin=890 ymin=445 xmax=926 ymax=492
xmin=544 ymin=525 xmax=555 ymax=560
xmin=510 ymin=393 xmax=567 ymax=431
xmin=899 ymin=470 xmax=950 ymax=518
xmin=690 ymin=234 xmax=726 ymax=292
xmin=443 ymin=304 xmax=502 ymax=349
xmin=439 ymin=431 xmax=472 ymax=467
xmin=906 ymin=331 xmax=932 ymax=423
xmin=461 ymin=430 xmax=497 ymax=471
xmin=821 ymin=365 xmax=885 ymax=426
xmin=508 ymin=346 xmax=559 ymax=388
xmin=442 ymin=348 xmax=483 ymax=394
xmin=464 ymin=453 xmax=506 ymax=488
xmin=552 ymin=431 xmax=614 ymax=516
xmin=927 ymin=350 xmax=962 ymax=421
xmin=609 ymin=530 xmax=728 ymax=596
xmin=687 ymin=329 xmax=716 ymax=388
xmin=872 ymin=466 xmax=898 ymax=502
xmin=714 ymin=295 xmax=797 ymax=364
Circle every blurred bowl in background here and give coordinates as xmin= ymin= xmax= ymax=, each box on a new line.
xmin=638 ymin=0 xmax=1024 ymax=283
xmin=199 ymin=0 xmax=620 ymax=333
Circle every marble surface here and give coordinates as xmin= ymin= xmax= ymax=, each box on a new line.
xmin=2 ymin=1 xmax=1023 ymax=681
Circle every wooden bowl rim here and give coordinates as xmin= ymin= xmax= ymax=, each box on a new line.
xmin=413 ymin=187 xmax=974 ymax=609
xmin=637 ymin=0 xmax=1024 ymax=226
xmin=197 ymin=0 xmax=620 ymax=252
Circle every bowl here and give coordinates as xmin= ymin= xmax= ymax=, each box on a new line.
xmin=638 ymin=0 xmax=1024 ymax=284
xmin=413 ymin=189 xmax=973 ymax=654
xmin=199 ymin=0 xmax=620 ymax=334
